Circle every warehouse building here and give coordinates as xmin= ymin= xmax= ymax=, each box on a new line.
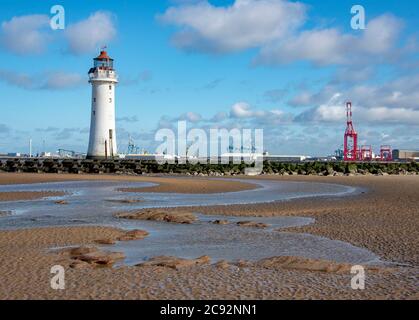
xmin=392 ymin=150 xmax=419 ymax=161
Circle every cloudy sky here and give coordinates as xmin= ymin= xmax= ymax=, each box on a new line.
xmin=0 ymin=0 xmax=418 ymax=156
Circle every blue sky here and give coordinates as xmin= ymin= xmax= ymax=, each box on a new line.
xmin=0 ymin=0 xmax=418 ymax=156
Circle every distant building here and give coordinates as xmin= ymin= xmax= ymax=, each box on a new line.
xmin=392 ymin=149 xmax=419 ymax=161
xmin=40 ymin=152 xmax=52 ymax=157
xmin=264 ymin=155 xmax=310 ymax=162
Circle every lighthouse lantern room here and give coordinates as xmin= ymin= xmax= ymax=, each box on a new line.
xmin=87 ymin=49 xmax=118 ymax=159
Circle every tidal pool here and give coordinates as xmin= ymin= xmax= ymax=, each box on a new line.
xmin=0 ymin=179 xmax=380 ymax=265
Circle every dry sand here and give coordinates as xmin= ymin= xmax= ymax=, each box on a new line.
xmin=0 ymin=174 xmax=418 ymax=300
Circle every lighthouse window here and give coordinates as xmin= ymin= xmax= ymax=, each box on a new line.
xmin=109 ymin=98 xmax=112 ymax=103
xmin=93 ymin=98 xmax=96 ymax=102
xmin=109 ymin=85 xmax=112 ymax=90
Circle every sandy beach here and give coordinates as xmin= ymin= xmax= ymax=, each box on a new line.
xmin=0 ymin=191 xmax=65 ymax=202
xmin=0 ymin=172 xmax=256 ymax=194
xmin=0 ymin=173 xmax=417 ymax=300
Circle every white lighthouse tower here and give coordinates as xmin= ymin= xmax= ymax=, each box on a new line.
xmin=87 ymin=49 xmax=118 ymax=159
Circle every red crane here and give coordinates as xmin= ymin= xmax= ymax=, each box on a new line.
xmin=360 ymin=145 xmax=373 ymax=161
xmin=344 ymin=102 xmax=358 ymax=161
xmin=380 ymin=145 xmax=393 ymax=161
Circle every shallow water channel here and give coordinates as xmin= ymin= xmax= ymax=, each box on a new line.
xmin=0 ymin=179 xmax=381 ymax=265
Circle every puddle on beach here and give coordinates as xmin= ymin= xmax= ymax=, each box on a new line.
xmin=0 ymin=179 xmax=380 ymax=265
xmin=109 ymin=214 xmax=381 ymax=267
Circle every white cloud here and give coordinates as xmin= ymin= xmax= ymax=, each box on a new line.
xmin=0 ymin=69 xmax=84 ymax=90
xmin=231 ymin=102 xmax=265 ymax=118
xmin=41 ymin=72 xmax=84 ymax=90
xmin=158 ymin=0 xmax=306 ymax=53
xmin=229 ymin=102 xmax=291 ymax=126
xmin=0 ymin=14 xmax=51 ymax=55
xmin=257 ymin=14 xmax=403 ymax=66
xmin=290 ymin=73 xmax=419 ymax=111
xmin=160 ymin=2 xmax=406 ymax=67
xmin=294 ymin=93 xmax=344 ymax=122
xmin=0 ymin=11 xmax=117 ymax=56
xmin=65 ymin=11 xmax=116 ymax=55
xmin=178 ymin=111 xmax=203 ymax=122
xmin=361 ymin=107 xmax=419 ymax=125
xmin=295 ymin=93 xmax=419 ymax=125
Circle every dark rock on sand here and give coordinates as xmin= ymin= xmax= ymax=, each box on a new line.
xmin=116 ymin=229 xmax=149 ymax=241
xmin=94 ymin=238 xmax=117 ymax=245
xmin=54 ymin=200 xmax=68 ymax=205
xmin=69 ymin=260 xmax=92 ymax=269
xmin=67 ymin=246 xmax=125 ymax=267
xmin=233 ymin=259 xmax=253 ymax=268
xmin=136 ymin=255 xmax=211 ymax=270
xmin=94 ymin=229 xmax=149 ymax=244
xmin=116 ymin=209 xmax=197 ymax=224
xmin=214 ymin=260 xmax=231 ymax=269
xmin=236 ymin=221 xmax=269 ymax=228
xmin=69 ymin=246 xmax=97 ymax=256
xmin=212 ymin=220 xmax=229 ymax=225
xmin=256 ymin=256 xmax=383 ymax=274
xmin=105 ymin=199 xmax=144 ymax=204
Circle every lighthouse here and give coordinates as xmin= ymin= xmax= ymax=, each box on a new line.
xmin=87 ymin=49 xmax=118 ymax=159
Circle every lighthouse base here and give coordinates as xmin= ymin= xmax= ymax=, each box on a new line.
xmin=86 ymin=155 xmax=118 ymax=160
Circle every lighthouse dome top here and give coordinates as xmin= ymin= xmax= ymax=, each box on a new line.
xmin=92 ymin=49 xmax=114 ymax=70
xmin=88 ymin=49 xmax=117 ymax=83
xmin=95 ymin=50 xmax=113 ymax=61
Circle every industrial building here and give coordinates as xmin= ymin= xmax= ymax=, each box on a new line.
xmin=392 ymin=150 xmax=419 ymax=161
xmin=264 ymin=155 xmax=309 ymax=162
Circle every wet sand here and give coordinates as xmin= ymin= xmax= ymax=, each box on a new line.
xmin=0 ymin=191 xmax=65 ymax=202
xmin=186 ymin=175 xmax=419 ymax=266
xmin=0 ymin=174 xmax=418 ymax=299
xmin=0 ymin=172 xmax=256 ymax=194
